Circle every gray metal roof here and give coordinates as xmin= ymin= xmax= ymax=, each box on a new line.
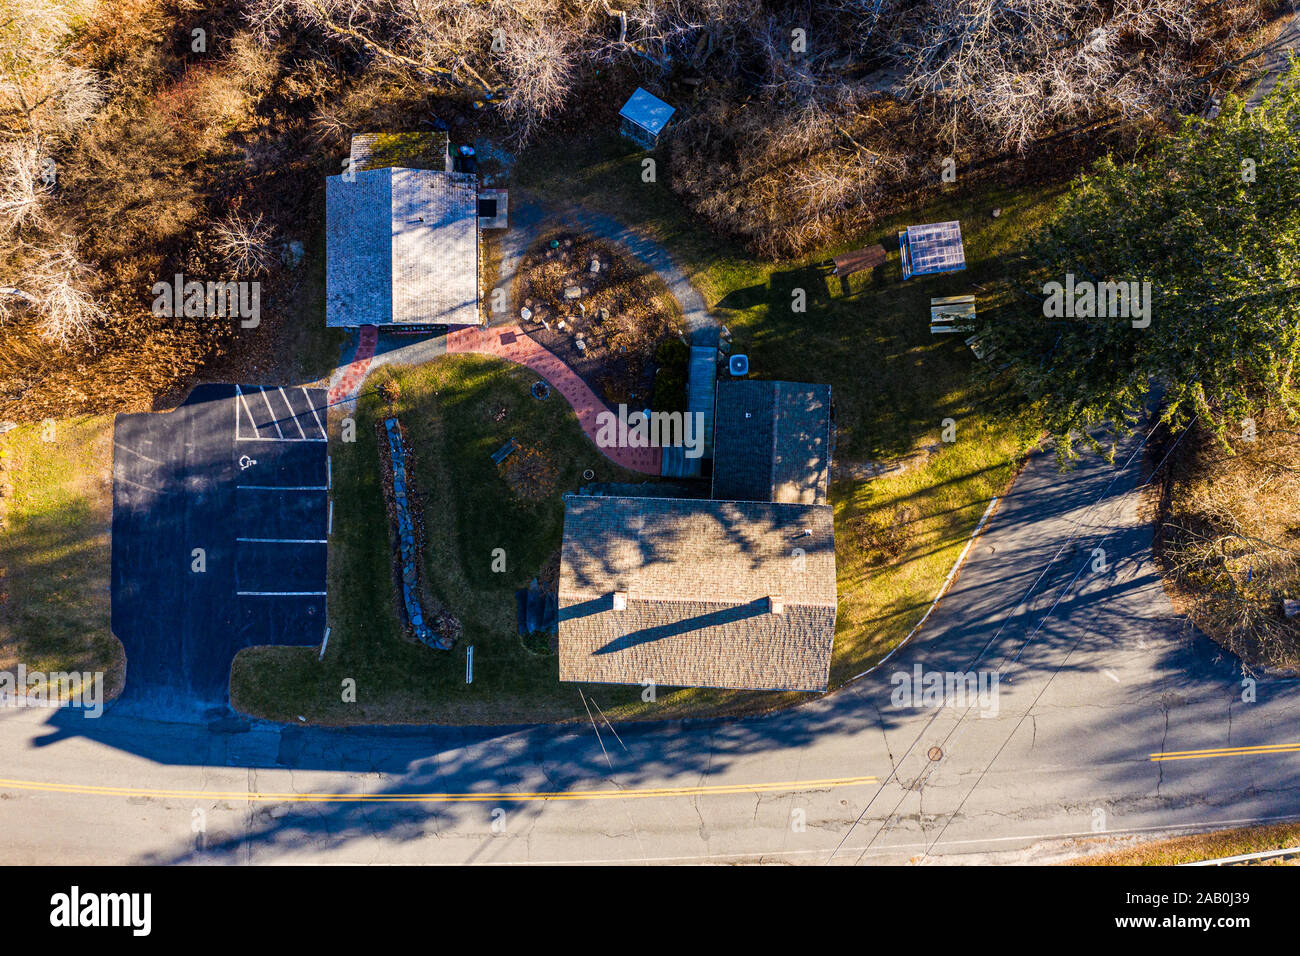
xmin=558 ymin=495 xmax=837 ymax=691
xmin=618 ymin=87 xmax=676 ymax=136
xmin=712 ymin=381 xmax=833 ymax=505
xmin=325 ymin=166 xmax=479 ymax=327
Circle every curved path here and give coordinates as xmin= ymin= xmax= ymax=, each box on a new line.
xmin=5 ymin=425 xmax=1300 ymax=864
xmin=326 ymin=196 xmax=715 ymax=471
xmin=446 ymin=324 xmax=662 ymax=474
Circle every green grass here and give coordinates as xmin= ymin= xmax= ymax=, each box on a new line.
xmin=0 ymin=417 xmax=125 ymax=698
xmin=234 ymin=356 xmax=666 ymax=723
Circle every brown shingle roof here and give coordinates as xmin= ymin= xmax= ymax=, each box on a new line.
xmin=558 ymin=495 xmax=837 ymax=691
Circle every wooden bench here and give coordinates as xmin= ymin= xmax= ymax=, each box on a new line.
xmin=832 ymin=244 xmax=887 ymax=278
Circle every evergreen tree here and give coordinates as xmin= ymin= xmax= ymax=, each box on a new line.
xmin=980 ymin=69 xmax=1300 ymax=458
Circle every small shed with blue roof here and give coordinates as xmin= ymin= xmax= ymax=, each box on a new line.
xmin=618 ymin=87 xmax=676 ymax=148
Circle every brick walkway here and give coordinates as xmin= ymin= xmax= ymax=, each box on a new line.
xmin=327 ymin=325 xmax=379 ymax=409
xmin=447 ymin=325 xmax=663 ymax=475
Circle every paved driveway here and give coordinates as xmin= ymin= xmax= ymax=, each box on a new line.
xmin=111 ymin=384 xmax=330 ymax=711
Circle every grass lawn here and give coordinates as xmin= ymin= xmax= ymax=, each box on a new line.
xmin=233 ymin=356 xmax=659 ymax=723
xmin=1070 ymin=822 xmax=1300 ymax=865
xmin=0 ymin=417 xmax=124 ymax=698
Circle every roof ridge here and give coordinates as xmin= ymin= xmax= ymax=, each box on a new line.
xmin=562 ymin=591 xmax=838 ymax=609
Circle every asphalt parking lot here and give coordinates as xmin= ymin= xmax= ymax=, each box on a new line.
xmin=111 ymin=384 xmax=331 ymax=707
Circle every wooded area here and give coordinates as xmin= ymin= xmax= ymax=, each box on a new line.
xmin=0 ymin=0 xmax=1280 ymax=420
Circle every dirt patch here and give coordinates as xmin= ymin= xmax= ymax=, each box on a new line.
xmin=514 ymin=230 xmax=684 ymax=408
xmin=500 ymin=441 xmax=559 ymax=501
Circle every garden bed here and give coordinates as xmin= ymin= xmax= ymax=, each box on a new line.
xmin=515 ymin=230 xmax=684 ymax=409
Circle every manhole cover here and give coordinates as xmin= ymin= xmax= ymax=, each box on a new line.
xmin=927 ymin=746 xmax=943 ymax=761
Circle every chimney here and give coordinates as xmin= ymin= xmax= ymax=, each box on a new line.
xmin=769 ymin=595 xmax=784 ymax=614
xmin=612 ymin=591 xmax=628 ymax=611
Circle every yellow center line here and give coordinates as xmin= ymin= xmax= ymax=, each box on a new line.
xmin=0 ymin=775 xmax=877 ymax=803
xmin=1149 ymin=743 xmax=1300 ymax=762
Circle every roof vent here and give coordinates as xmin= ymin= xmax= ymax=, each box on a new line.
xmin=769 ymin=595 xmax=784 ymax=615
xmin=612 ymin=591 xmax=628 ymax=611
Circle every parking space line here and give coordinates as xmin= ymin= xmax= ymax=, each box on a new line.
xmin=256 ymin=387 xmax=285 ymax=438
xmin=235 ymin=386 xmax=260 ymax=439
xmin=302 ymin=386 xmax=326 ymax=438
xmin=235 ymin=435 xmax=327 ymax=442
xmin=114 ymin=475 xmax=162 ymax=493
xmin=280 ymin=387 xmax=307 ymax=439
xmin=236 ymin=485 xmax=329 ymax=491
xmin=237 ymin=591 xmax=327 ymax=596
xmin=236 ymin=537 xmax=327 ymax=544
xmin=113 ymin=442 xmax=163 ymax=466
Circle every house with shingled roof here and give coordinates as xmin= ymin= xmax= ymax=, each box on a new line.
xmin=325 ymin=131 xmax=481 ymax=328
xmin=558 ymin=495 xmax=836 ymax=691
xmin=558 ymin=378 xmax=837 ymax=692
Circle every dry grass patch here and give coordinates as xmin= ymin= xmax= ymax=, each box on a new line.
xmin=0 ymin=416 xmax=124 ymax=698
xmin=1155 ymin=410 xmax=1300 ymax=672
xmin=1071 ymin=822 xmax=1300 ymax=865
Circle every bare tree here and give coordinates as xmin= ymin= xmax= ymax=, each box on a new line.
xmin=11 ymin=238 xmax=106 ymax=346
xmin=0 ymin=138 xmax=49 ymax=233
xmin=211 ymin=211 xmax=277 ymax=277
xmin=0 ymin=0 xmax=104 ymax=138
xmin=889 ymin=0 xmax=1210 ymax=150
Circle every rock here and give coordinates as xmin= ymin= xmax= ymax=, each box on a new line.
xmin=992 ymin=208 xmax=1002 ymax=218
xmin=1285 ymin=599 xmax=1300 ymax=619
xmin=563 ymin=285 xmax=582 ymax=300
xmin=589 ymin=259 xmax=600 ymax=274
xmin=520 ymin=307 xmax=532 ymax=322
xmin=597 ymin=308 xmax=610 ymax=322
